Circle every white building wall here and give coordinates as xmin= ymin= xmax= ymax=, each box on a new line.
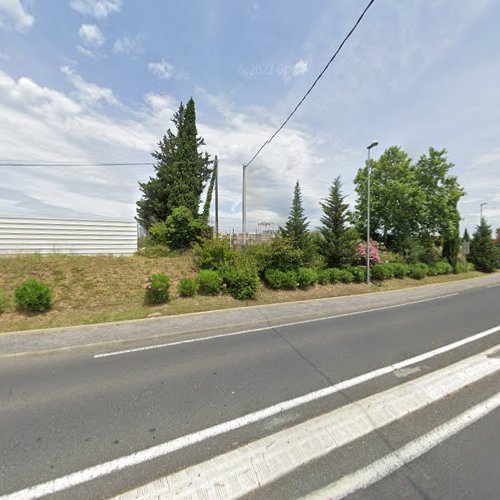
xmin=0 ymin=217 xmax=138 ymax=256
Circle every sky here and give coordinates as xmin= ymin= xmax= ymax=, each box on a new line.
xmin=0 ymin=0 xmax=499 ymax=234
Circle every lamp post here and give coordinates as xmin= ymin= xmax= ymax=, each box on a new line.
xmin=242 ymin=164 xmax=247 ymax=245
xmin=480 ymin=202 xmax=488 ymax=222
xmin=366 ymin=141 xmax=379 ymax=285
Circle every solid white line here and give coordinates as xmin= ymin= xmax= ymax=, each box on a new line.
xmin=115 ymin=347 xmax=500 ymax=499
xmin=487 ymin=283 xmax=500 ymax=289
xmin=304 ymin=391 xmax=500 ymax=500
xmin=2 ymin=324 xmax=499 ymax=500
xmin=94 ymin=293 xmax=460 ymax=358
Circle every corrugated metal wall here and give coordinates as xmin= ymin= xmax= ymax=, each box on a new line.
xmin=0 ymin=217 xmax=138 ymax=255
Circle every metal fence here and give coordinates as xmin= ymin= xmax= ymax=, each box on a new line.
xmin=0 ymin=217 xmax=138 ymax=256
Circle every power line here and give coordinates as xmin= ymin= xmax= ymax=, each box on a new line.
xmin=244 ymin=0 xmax=376 ymax=169
xmin=0 ymin=160 xmax=209 ymax=167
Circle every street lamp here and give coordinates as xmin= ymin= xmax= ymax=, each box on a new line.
xmin=480 ymin=202 xmax=488 ymax=222
xmin=366 ymin=140 xmax=379 ymax=285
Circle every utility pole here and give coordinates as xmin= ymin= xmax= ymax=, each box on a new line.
xmin=214 ymin=155 xmax=219 ymax=237
xmin=366 ymin=141 xmax=379 ymax=285
xmin=480 ymin=202 xmax=487 ymax=222
xmin=242 ymin=164 xmax=247 ymax=245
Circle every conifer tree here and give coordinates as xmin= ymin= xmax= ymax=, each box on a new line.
xmin=319 ymin=176 xmax=358 ymax=268
xmin=462 ymin=228 xmax=471 ymax=242
xmin=279 ymin=181 xmax=310 ymax=252
xmin=136 ymin=98 xmax=211 ymax=229
xmin=469 ymin=219 xmax=498 ymax=272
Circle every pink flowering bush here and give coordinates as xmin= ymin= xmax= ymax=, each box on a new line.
xmin=143 ymin=274 xmax=171 ymax=304
xmin=355 ymin=240 xmax=381 ymax=265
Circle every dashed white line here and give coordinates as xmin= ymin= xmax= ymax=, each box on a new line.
xmin=2 ymin=324 xmax=498 ymax=500
xmin=94 ymin=293 xmax=460 ymax=359
xmin=304 ymin=391 xmax=500 ymax=499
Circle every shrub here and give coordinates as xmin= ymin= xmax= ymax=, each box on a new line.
xmin=355 ymin=240 xmax=382 ymax=265
xmin=317 ymin=269 xmax=330 ymax=285
xmin=327 ymin=268 xmax=343 ymax=284
xmin=408 ymin=263 xmax=428 ymax=280
xmin=222 ymin=266 xmax=260 ymax=300
xmin=0 ymin=288 xmax=7 ymax=314
xmin=193 ymin=237 xmax=235 ymax=271
xmin=198 ymin=269 xmax=223 ymax=295
xmin=371 ymin=263 xmax=394 ymax=281
xmin=177 ymin=278 xmax=197 ymax=297
xmin=264 ymin=269 xmax=299 ymax=289
xmin=456 ymin=261 xmax=475 ymax=273
xmin=135 ymin=244 xmax=171 ymax=258
xmin=338 ymin=269 xmax=354 ymax=284
xmin=391 ymin=263 xmax=409 ymax=279
xmin=15 ymin=279 xmax=52 ymax=312
xmin=144 ymin=274 xmax=171 ymax=304
xmin=296 ymin=268 xmax=318 ymax=289
xmin=251 ymin=238 xmax=305 ymax=274
xmin=428 ymin=260 xmax=453 ymax=276
xmin=347 ymin=266 xmax=366 ymax=283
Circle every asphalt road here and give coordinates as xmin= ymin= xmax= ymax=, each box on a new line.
xmin=0 ymin=281 xmax=499 ymax=499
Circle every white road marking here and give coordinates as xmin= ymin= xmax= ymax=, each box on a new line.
xmin=2 ymin=325 xmax=499 ymax=500
xmin=94 ymin=293 xmax=460 ymax=358
xmin=304 ymin=391 xmax=500 ymax=500
xmin=487 ymin=283 xmax=500 ymax=289
xmin=114 ymin=346 xmax=500 ymax=499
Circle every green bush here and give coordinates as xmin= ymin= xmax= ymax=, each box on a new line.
xmin=456 ymin=261 xmax=475 ymax=273
xmin=427 ymin=260 xmax=453 ymax=276
xmin=193 ymin=237 xmax=235 ymax=270
xmin=327 ymin=268 xmax=343 ymax=284
xmin=391 ymin=263 xmax=409 ymax=279
xmin=177 ymin=278 xmax=197 ymax=297
xmin=0 ymin=288 xmax=7 ymax=314
xmin=408 ymin=263 xmax=428 ymax=280
xmin=338 ymin=269 xmax=354 ymax=283
xmin=198 ymin=269 xmax=223 ymax=295
xmin=371 ymin=263 xmax=394 ymax=281
xmin=221 ymin=266 xmax=260 ymax=300
xmin=15 ymin=279 xmax=52 ymax=312
xmin=251 ymin=238 xmax=305 ymax=274
xmin=264 ymin=269 xmax=299 ymax=289
xmin=296 ymin=268 xmax=317 ymax=289
xmin=135 ymin=244 xmax=171 ymax=258
xmin=347 ymin=266 xmax=366 ymax=283
xmin=144 ymin=274 xmax=171 ymax=304
xmin=317 ymin=269 xmax=330 ymax=285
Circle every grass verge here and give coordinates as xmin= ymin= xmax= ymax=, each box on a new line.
xmin=0 ymin=254 xmax=489 ymax=334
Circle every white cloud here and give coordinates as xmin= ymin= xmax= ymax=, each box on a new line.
xmin=113 ymin=34 xmax=144 ymax=58
xmin=78 ymin=23 xmax=105 ymax=48
xmin=148 ymin=60 xmax=174 ymax=80
xmin=0 ymin=0 xmax=34 ymax=32
xmin=61 ymin=66 xmax=120 ymax=107
xmin=70 ymin=0 xmax=122 ymax=19
xmin=76 ymin=45 xmax=96 ymax=59
xmin=293 ymin=59 xmax=308 ymax=76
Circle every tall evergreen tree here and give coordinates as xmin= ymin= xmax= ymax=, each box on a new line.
xmin=469 ymin=219 xmax=498 ymax=272
xmin=319 ymin=176 xmax=358 ymax=267
xmin=462 ymin=228 xmax=471 ymax=242
xmin=279 ymin=181 xmax=310 ymax=251
xmin=136 ymin=98 xmax=212 ymax=229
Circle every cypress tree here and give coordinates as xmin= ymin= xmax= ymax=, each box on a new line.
xmin=319 ymin=176 xmax=358 ymax=268
xmin=279 ymin=181 xmax=310 ymax=252
xmin=136 ymin=98 xmax=212 ymax=229
xmin=462 ymin=228 xmax=470 ymax=242
xmin=469 ymin=219 xmax=498 ymax=272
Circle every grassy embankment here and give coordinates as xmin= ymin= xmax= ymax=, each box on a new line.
xmin=0 ymin=254 xmax=486 ymax=333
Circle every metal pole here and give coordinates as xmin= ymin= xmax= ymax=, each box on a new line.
xmin=214 ymin=155 xmax=219 ymax=237
xmin=366 ymin=148 xmax=371 ymax=285
xmin=242 ymin=164 xmax=247 ymax=245
xmin=480 ymin=202 xmax=487 ymax=222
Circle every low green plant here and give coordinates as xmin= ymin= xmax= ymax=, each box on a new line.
xmin=317 ymin=269 xmax=330 ymax=285
xmin=198 ymin=269 xmax=223 ymax=295
xmin=456 ymin=261 xmax=475 ymax=273
xmin=371 ymin=263 xmax=394 ymax=281
xmin=15 ymin=279 xmax=52 ymax=312
xmin=347 ymin=266 xmax=366 ymax=283
xmin=327 ymin=268 xmax=343 ymax=284
xmin=221 ymin=266 xmax=260 ymax=300
xmin=193 ymin=237 xmax=235 ymax=270
xmin=177 ymin=278 xmax=197 ymax=297
xmin=427 ymin=260 xmax=453 ymax=276
xmin=296 ymin=268 xmax=317 ymax=289
xmin=0 ymin=288 xmax=7 ymax=314
xmin=408 ymin=263 xmax=428 ymax=280
xmin=391 ymin=263 xmax=409 ymax=278
xmin=250 ymin=238 xmax=305 ymax=274
xmin=264 ymin=269 xmax=299 ymax=289
xmin=337 ymin=269 xmax=354 ymax=284
xmin=135 ymin=244 xmax=171 ymax=258
xmin=144 ymin=274 xmax=171 ymax=304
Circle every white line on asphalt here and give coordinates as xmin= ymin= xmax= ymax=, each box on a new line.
xmin=94 ymin=293 xmax=460 ymax=358
xmin=114 ymin=347 xmax=500 ymax=499
xmin=304 ymin=391 xmax=500 ymax=500
xmin=2 ymin=324 xmax=498 ymax=500
xmin=487 ymin=283 xmax=500 ymax=289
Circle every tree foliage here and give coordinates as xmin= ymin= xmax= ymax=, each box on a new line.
xmin=136 ymin=98 xmax=212 ymax=229
xmin=469 ymin=219 xmax=498 ymax=272
xmin=319 ymin=176 xmax=358 ymax=268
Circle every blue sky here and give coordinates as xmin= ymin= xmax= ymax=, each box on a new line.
xmin=0 ymin=0 xmax=499 ymax=234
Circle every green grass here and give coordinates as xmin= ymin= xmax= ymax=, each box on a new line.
xmin=0 ymin=253 xmax=490 ymax=333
